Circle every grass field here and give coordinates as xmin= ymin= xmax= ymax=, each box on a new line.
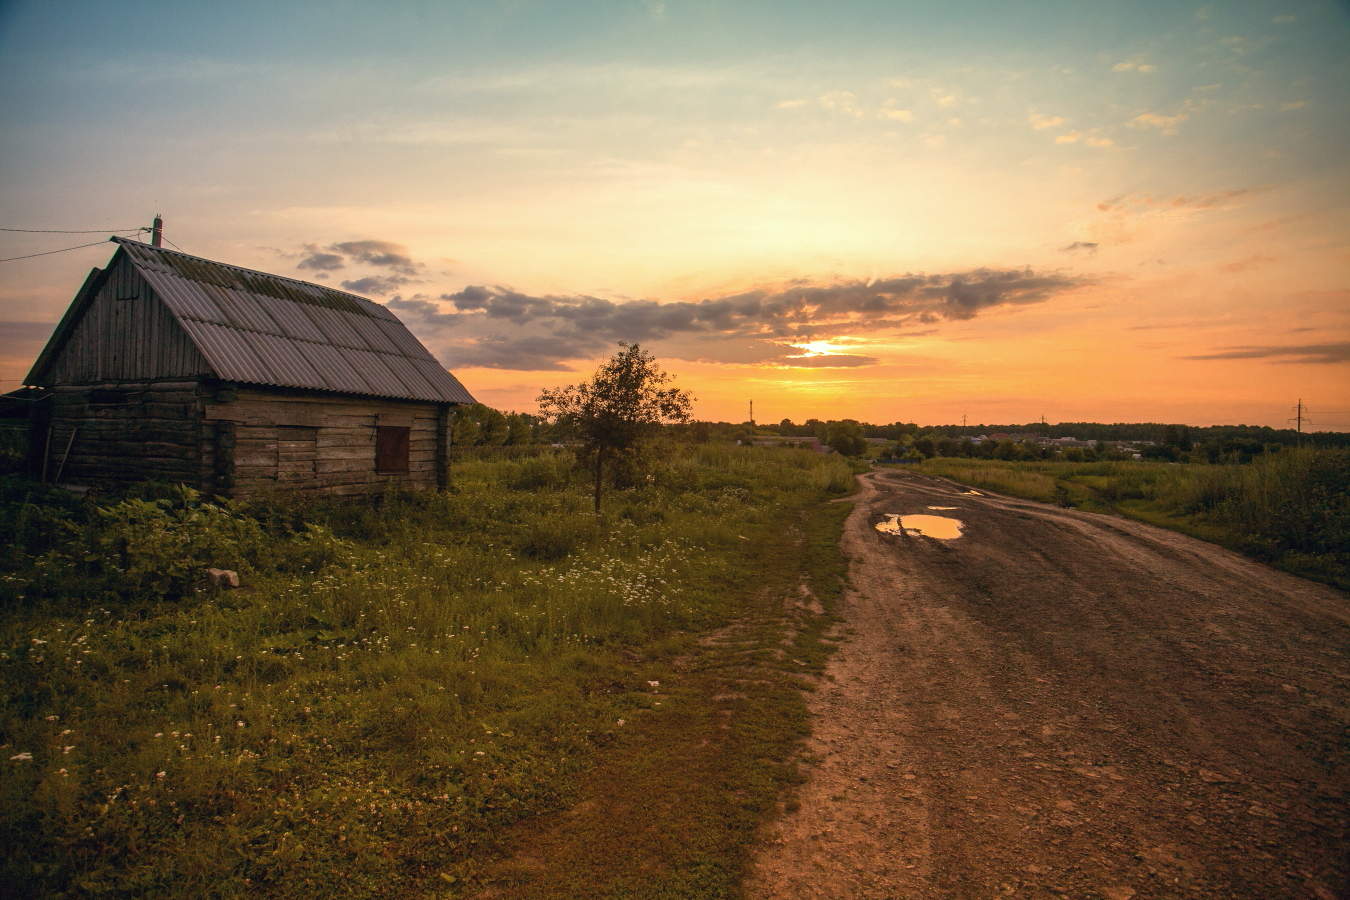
xmin=0 ymin=444 xmax=856 ymax=898
xmin=917 ymin=449 xmax=1349 ymax=590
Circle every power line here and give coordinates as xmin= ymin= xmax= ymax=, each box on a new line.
xmin=0 ymin=240 xmax=116 ymax=264
xmin=0 ymin=229 xmax=148 ymax=264
xmin=0 ymin=226 xmax=146 ymax=234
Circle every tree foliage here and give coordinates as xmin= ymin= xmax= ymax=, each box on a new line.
xmin=451 ymin=403 xmax=542 ymax=447
xmin=536 ymin=343 xmax=693 ymax=513
xmin=824 ymin=420 xmax=866 ymax=457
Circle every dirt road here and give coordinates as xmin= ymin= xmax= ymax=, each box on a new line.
xmin=749 ymin=469 xmax=1348 ymax=899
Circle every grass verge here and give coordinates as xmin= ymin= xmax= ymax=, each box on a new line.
xmin=454 ymin=498 xmax=850 ymax=898
xmin=915 ymin=450 xmax=1348 ymax=590
xmin=0 ymin=444 xmax=854 ymax=898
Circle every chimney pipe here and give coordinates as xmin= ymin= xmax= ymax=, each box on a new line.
xmin=151 ymin=214 xmax=163 ymax=248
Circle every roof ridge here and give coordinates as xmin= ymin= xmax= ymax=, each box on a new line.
xmin=111 ymin=236 xmax=389 ymax=312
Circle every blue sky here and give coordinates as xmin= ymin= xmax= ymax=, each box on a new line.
xmin=1 ymin=0 xmax=1347 ymax=425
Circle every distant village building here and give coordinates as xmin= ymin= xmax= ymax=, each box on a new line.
xmin=23 ymin=237 xmax=473 ymax=496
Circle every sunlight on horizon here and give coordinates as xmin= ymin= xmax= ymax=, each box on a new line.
xmin=0 ymin=0 xmax=1346 ymax=427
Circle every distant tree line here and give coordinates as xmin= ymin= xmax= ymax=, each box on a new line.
xmin=766 ymin=418 xmax=1348 ymax=448
xmin=452 ymin=401 xmax=1348 ymax=466
xmin=450 ymin=403 xmax=547 ymax=447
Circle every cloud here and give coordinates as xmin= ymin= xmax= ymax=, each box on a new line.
xmin=1220 ymin=254 xmax=1275 ymax=273
xmin=1112 ymin=60 xmax=1157 ymax=73
xmin=1183 ymin=343 xmax=1350 ymax=365
xmin=1061 ymin=241 xmax=1099 ymax=254
xmin=391 ymin=268 xmax=1089 ymax=370
xmin=1272 ymin=14 xmax=1296 ymax=24
xmin=0 ymin=321 xmax=58 ymax=342
xmin=775 ymin=98 xmax=810 ymax=109
xmin=1280 ymin=100 xmax=1307 ymax=111
xmin=1129 ymin=111 xmax=1188 ymax=135
xmin=328 ymin=240 xmax=420 ymax=275
xmin=1028 ymin=113 xmax=1066 ymax=130
xmin=878 ymin=106 xmax=914 ymax=122
xmin=296 ymin=248 xmax=345 ymax=271
xmin=341 ymin=274 xmax=413 ymax=296
xmin=1053 ymin=130 xmax=1112 ymax=147
xmin=1099 ymin=190 xmax=1249 ymax=213
xmin=818 ymin=90 xmax=864 ymax=118
xmin=444 ymin=335 xmax=592 ymax=371
xmin=776 ymin=353 xmax=880 ymax=368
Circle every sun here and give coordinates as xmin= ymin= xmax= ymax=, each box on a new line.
xmin=791 ymin=339 xmax=848 ymax=357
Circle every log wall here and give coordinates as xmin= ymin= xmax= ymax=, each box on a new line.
xmin=36 ymin=382 xmax=454 ymax=497
xmin=37 ymin=380 xmax=208 ymax=487
xmin=203 ymin=387 xmax=449 ymax=496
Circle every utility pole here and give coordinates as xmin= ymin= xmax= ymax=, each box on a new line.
xmin=151 ymin=213 xmax=163 ymax=248
xmin=962 ymin=413 xmax=967 ymax=429
xmin=749 ymin=399 xmax=755 ymax=427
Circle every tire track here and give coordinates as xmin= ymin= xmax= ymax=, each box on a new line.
xmin=750 ymin=469 xmax=1349 ymax=899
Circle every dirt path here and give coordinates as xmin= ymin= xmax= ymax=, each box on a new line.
xmin=749 ymin=469 xmax=1349 ymax=899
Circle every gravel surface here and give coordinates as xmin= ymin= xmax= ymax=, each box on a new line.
xmin=749 ymin=469 xmax=1348 ymax=899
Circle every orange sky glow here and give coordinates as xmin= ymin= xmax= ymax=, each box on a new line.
xmin=1 ymin=1 xmax=1346 ymax=428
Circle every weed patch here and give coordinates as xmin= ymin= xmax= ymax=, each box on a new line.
xmin=919 ymin=450 xmax=1349 ymax=589
xmin=0 ymin=446 xmax=854 ymax=898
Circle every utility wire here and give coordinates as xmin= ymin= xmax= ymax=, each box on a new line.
xmin=0 ymin=240 xmax=114 ymax=264
xmin=0 ymin=226 xmax=144 ymax=234
xmin=0 ymin=229 xmax=148 ymax=264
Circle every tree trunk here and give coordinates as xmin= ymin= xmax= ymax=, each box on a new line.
xmin=593 ymin=447 xmax=604 ymax=515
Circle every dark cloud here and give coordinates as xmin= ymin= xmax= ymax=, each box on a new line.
xmin=1183 ymin=343 xmax=1350 ymax=364
xmin=388 ymin=268 xmax=1087 ymax=370
xmin=439 ymin=335 xmax=597 ymax=371
xmin=296 ymin=249 xmax=345 ymax=272
xmin=341 ymin=274 xmax=413 ymax=296
xmin=1061 ymin=241 xmax=1098 ymax=254
xmin=329 ymin=240 xmax=420 ymax=275
xmin=438 ymin=268 xmax=1084 ymax=338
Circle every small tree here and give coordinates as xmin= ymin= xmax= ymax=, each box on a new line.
xmin=537 ymin=343 xmax=693 ymax=514
xmin=825 ymin=420 xmax=866 ymax=457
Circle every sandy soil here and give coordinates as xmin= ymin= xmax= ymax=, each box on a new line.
xmin=748 ymin=469 xmax=1348 ymax=899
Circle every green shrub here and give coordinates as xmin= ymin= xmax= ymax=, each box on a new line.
xmin=0 ymin=443 xmax=855 ymax=898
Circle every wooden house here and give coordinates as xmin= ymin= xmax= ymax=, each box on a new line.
xmin=24 ymin=237 xmax=474 ymax=496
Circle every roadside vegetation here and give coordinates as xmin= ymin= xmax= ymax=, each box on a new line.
xmin=0 ymin=443 xmax=855 ymax=898
xmin=915 ymin=450 xmax=1349 ymax=590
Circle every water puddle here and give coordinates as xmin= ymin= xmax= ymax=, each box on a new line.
xmin=875 ymin=513 xmax=965 ymax=540
xmin=927 ymin=505 xmax=958 ymax=510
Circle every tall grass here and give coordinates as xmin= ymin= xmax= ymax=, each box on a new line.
xmin=918 ymin=449 xmax=1348 ymax=589
xmin=0 ymin=445 xmax=854 ymax=897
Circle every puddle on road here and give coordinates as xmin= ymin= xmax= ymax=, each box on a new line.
xmin=927 ymin=505 xmax=958 ymax=510
xmin=875 ymin=513 xmax=965 ymax=540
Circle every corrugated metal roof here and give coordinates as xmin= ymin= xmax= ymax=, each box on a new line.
xmin=112 ymin=238 xmax=474 ymax=404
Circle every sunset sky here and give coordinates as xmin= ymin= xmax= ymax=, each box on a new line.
xmin=1 ymin=0 xmax=1347 ymax=428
